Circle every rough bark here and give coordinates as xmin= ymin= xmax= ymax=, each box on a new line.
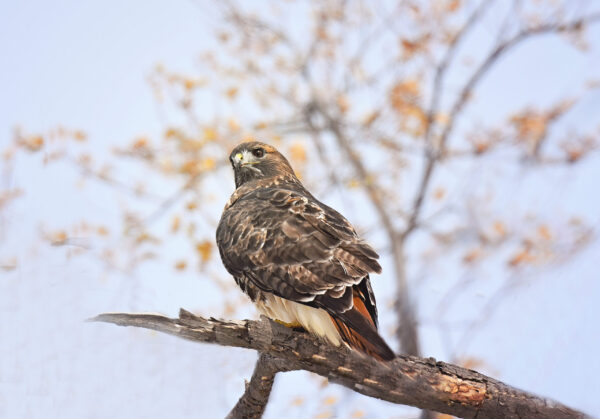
xmin=226 ymin=353 xmax=288 ymax=419
xmin=89 ymin=310 xmax=587 ymax=419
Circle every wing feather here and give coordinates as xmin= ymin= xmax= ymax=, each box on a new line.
xmin=216 ymin=145 xmax=394 ymax=360
xmin=217 ymin=188 xmax=380 ymax=303
xmin=217 ymin=185 xmax=395 ymax=360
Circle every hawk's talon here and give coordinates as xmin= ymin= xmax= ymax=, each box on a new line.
xmin=273 ymin=319 xmax=302 ymax=329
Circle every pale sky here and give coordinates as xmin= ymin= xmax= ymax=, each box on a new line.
xmin=1 ymin=1 xmax=599 ymax=418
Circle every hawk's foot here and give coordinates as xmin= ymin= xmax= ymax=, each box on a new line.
xmin=273 ymin=319 xmax=304 ymax=332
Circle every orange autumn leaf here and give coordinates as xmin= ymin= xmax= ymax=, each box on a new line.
xmin=316 ymin=27 xmax=329 ymax=40
xmin=203 ymin=127 xmax=218 ymax=141
xmin=223 ymin=301 xmax=236 ymax=317
xmin=466 ymin=129 xmax=502 ymax=155
xmin=563 ymin=145 xmax=585 ymax=163
xmin=180 ymin=139 xmax=203 ymax=152
xmin=202 ymin=158 xmax=216 ymax=171
xmin=186 ymin=201 xmax=198 ymax=211
xmin=183 ymin=79 xmax=195 ymax=90
xmin=389 ymin=79 xmax=427 ymax=136
xmin=97 ymin=226 xmax=109 ymax=236
xmin=0 ymin=188 xmax=24 ymax=210
xmin=289 ymin=143 xmax=307 ymax=163
xmin=171 ymin=215 xmax=181 ymax=233
xmin=336 ymin=95 xmax=350 ymax=113
xmin=135 ymin=232 xmax=161 ymax=245
xmin=174 ymin=260 xmax=187 ymax=270
xmin=511 ymin=112 xmax=547 ymax=144
xmin=3 ymin=147 xmax=15 ymax=162
xmin=435 ymin=112 xmax=449 ymax=125
xmin=538 ymin=225 xmax=552 ymax=240
xmin=362 ymin=111 xmax=380 ymax=127
xmin=473 ymin=141 xmax=491 ymax=155
xmin=446 ymin=0 xmax=461 ymax=12
xmin=463 ymin=248 xmax=482 ymax=264
xmin=179 ymin=158 xmax=213 ymax=175
xmin=254 ymin=121 xmax=268 ymax=130
xmin=347 ymin=179 xmax=360 ymax=189
xmin=401 ymin=38 xmax=420 ymax=57
xmin=508 ymin=248 xmax=535 ymax=267
xmin=180 ymin=160 xmax=200 ymax=175
xmin=510 ymin=101 xmax=574 ymax=148
xmin=164 ymin=128 xmax=180 ymax=139
xmin=217 ymin=31 xmax=230 ymax=43
xmin=457 ymin=357 xmax=487 ymax=370
xmin=73 ymin=130 xmax=87 ymax=142
xmin=400 ymin=35 xmax=430 ymax=59
xmin=132 ymin=137 xmax=148 ymax=149
xmin=242 ymin=134 xmax=257 ymax=143
xmin=433 ymin=187 xmax=445 ymax=200
xmin=391 ymin=79 xmax=420 ymax=99
xmin=226 ymin=87 xmax=239 ymax=99
xmin=20 ymin=135 xmax=44 ymax=152
xmin=1 ymin=257 xmax=18 ymax=271
xmin=50 ymin=230 xmax=68 ymax=246
xmin=492 ymin=221 xmax=506 ymax=237
xmin=183 ymin=77 xmax=205 ymax=90
xmin=196 ymin=240 xmax=213 ymax=262
xmin=228 ymin=118 xmax=240 ymax=132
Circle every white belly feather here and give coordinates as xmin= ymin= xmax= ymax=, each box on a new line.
xmin=255 ymin=294 xmax=342 ymax=346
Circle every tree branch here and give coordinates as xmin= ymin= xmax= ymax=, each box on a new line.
xmin=402 ymin=11 xmax=600 ymax=239
xmin=307 ymin=102 xmax=421 ymax=357
xmin=424 ymin=0 xmax=496 ymax=145
xmin=226 ymin=353 xmax=290 ymax=419
xmin=89 ymin=310 xmax=588 ymax=419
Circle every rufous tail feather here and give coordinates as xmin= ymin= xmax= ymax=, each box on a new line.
xmin=330 ymin=293 xmax=395 ymax=361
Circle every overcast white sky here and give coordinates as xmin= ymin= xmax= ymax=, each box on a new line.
xmin=1 ymin=1 xmax=600 ymax=418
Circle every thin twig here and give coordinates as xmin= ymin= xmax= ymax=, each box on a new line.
xmin=309 ymin=102 xmax=421 ymax=356
xmin=402 ymin=12 xmax=600 ymax=239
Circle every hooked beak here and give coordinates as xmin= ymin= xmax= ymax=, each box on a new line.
xmin=232 ymin=151 xmax=260 ymax=172
xmin=233 ymin=152 xmax=244 ymax=168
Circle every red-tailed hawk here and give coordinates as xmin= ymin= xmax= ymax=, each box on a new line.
xmin=216 ymin=141 xmax=394 ymax=360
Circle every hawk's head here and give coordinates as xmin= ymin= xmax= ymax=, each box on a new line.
xmin=229 ymin=141 xmax=296 ymax=188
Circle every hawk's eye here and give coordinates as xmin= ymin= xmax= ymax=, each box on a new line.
xmin=252 ymin=148 xmax=265 ymax=158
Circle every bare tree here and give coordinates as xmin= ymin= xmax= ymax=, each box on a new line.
xmin=8 ymin=0 xmax=600 ymax=417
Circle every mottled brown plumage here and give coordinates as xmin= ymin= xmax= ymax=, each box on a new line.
xmin=216 ymin=141 xmax=394 ymax=361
